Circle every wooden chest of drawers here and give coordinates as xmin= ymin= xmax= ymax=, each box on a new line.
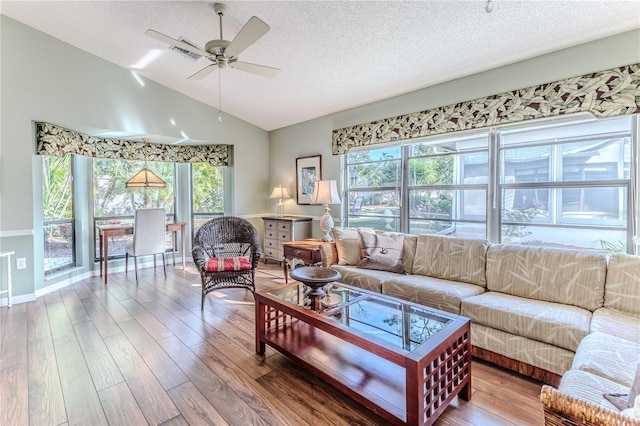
xmin=262 ymin=216 xmax=312 ymax=263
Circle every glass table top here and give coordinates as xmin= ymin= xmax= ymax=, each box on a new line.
xmin=267 ymin=282 xmax=453 ymax=351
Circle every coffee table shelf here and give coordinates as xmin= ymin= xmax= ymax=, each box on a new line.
xmin=255 ymin=282 xmax=471 ymax=426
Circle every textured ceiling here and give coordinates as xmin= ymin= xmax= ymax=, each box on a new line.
xmin=2 ymin=0 xmax=639 ymax=133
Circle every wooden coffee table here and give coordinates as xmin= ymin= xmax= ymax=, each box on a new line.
xmin=255 ymin=281 xmax=471 ymax=426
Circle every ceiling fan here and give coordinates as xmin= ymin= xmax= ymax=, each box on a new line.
xmin=146 ymin=2 xmax=280 ymax=80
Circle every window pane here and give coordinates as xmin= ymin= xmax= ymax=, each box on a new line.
xmin=409 ymin=156 xmax=454 ymax=185
xmin=347 ymin=160 xmax=400 ymax=189
xmin=409 ymin=141 xmax=488 ymax=186
xmin=347 ymin=190 xmax=399 ymax=231
xmin=501 ymin=146 xmax=551 ymax=183
xmin=501 ymin=225 xmax=628 ymax=252
xmin=409 ymin=220 xmax=486 ymax=239
xmin=502 ymin=188 xmax=549 ymax=222
xmin=410 ymin=189 xmax=486 ymax=220
xmin=561 ymin=138 xmax=629 ymax=182
xmin=560 ymin=187 xmax=626 ymax=225
xmin=347 ymin=146 xmax=401 ymax=164
xmin=43 ymin=155 xmax=75 ymax=272
xmin=93 ymin=159 xmax=175 ymax=215
xmin=192 ymin=163 xmax=224 ymax=236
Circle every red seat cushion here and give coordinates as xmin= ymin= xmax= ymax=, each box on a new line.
xmin=205 ymin=256 xmax=252 ymax=272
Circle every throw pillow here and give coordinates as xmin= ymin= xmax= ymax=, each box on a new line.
xmin=332 ymin=227 xmax=374 ymax=265
xmin=357 ymin=230 xmax=405 ymax=274
xmin=205 ymin=256 xmax=251 ymax=272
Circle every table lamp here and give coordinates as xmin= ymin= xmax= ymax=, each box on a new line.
xmin=311 ymin=180 xmax=341 ymax=241
xmin=269 ymin=185 xmax=291 ymax=217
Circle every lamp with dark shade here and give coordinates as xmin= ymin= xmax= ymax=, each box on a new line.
xmin=311 ymin=180 xmax=341 ymax=241
xmin=269 ymin=185 xmax=291 ymax=217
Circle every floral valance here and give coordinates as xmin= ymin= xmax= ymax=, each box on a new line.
xmin=35 ymin=122 xmax=229 ymax=166
xmin=332 ymin=63 xmax=640 ymax=155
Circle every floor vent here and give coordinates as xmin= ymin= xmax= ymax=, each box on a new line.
xmin=170 ymin=37 xmax=203 ymax=61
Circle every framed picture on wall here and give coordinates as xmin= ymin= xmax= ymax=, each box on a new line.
xmin=296 ymin=155 xmax=321 ymax=204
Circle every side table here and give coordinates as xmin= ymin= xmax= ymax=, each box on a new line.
xmin=282 ymin=239 xmax=327 ymax=283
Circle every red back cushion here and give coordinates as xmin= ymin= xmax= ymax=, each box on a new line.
xmin=205 ymin=256 xmax=252 ymax=272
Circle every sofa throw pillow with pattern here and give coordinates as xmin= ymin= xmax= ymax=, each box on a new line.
xmin=357 ymin=230 xmax=404 ymax=274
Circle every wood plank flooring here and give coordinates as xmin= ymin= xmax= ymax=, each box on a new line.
xmin=0 ymin=262 xmax=546 ymax=425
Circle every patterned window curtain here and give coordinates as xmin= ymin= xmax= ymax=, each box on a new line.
xmin=35 ymin=122 xmax=228 ymax=166
xmin=332 ymin=64 xmax=640 ymax=155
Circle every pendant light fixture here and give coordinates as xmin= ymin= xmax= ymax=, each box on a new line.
xmin=125 ymin=138 xmax=167 ymax=189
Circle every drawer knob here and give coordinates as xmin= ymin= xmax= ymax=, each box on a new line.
xmin=294 ymin=249 xmax=301 ymax=256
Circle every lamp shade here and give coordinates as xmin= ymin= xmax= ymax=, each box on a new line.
xmin=125 ymin=164 xmax=166 ymax=189
xmin=269 ymin=185 xmax=291 ymax=200
xmin=311 ymin=180 xmax=341 ymax=205
xmin=311 ymin=180 xmax=341 ymax=241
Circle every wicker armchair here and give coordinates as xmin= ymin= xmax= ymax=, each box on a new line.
xmin=540 ymin=386 xmax=640 ymax=426
xmin=192 ymin=217 xmax=262 ymax=310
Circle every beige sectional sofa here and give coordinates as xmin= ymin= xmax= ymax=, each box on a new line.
xmin=319 ymin=228 xmax=640 ymax=424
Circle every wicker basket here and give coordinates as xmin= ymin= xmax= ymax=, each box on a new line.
xmin=540 ymin=386 xmax=640 ymax=426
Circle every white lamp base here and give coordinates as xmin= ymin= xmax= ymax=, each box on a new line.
xmin=319 ymin=204 xmax=334 ymax=241
xmin=275 ymin=202 xmax=284 ymax=217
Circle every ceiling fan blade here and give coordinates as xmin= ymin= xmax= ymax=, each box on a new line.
xmin=145 ymin=29 xmax=209 ymax=57
xmin=225 ymin=16 xmax=270 ymax=58
xmin=230 ymin=61 xmax=280 ymax=78
xmin=188 ymin=64 xmax=218 ymax=80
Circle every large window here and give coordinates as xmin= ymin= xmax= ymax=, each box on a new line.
xmin=345 ymin=115 xmax=637 ymax=253
xmin=191 ymin=162 xmax=224 ymax=236
xmin=43 ymin=155 xmax=75 ymax=273
xmin=499 ymin=117 xmax=632 ymax=251
xmin=93 ymin=159 xmax=176 ymax=260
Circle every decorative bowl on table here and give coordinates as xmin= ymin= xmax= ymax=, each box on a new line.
xmin=289 ymin=266 xmax=342 ymax=311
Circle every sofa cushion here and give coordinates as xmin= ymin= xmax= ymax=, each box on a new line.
xmin=604 ymin=254 xmax=640 ymax=317
xmin=471 ymin=323 xmax=574 ymax=376
xmin=591 ymin=307 xmax=640 ymax=342
xmin=486 ymin=244 xmax=607 ymax=311
xmin=357 ymin=231 xmax=405 ymax=274
xmin=571 ymin=332 xmax=640 ymax=388
xmin=461 ymin=292 xmax=591 ymax=352
xmin=331 ymin=227 xmax=374 ymax=265
xmin=558 ymin=369 xmax=629 ymax=412
xmin=382 ymin=274 xmax=485 ymax=315
xmin=330 ymin=264 xmax=400 ymax=293
xmin=412 ymin=234 xmax=489 ymax=287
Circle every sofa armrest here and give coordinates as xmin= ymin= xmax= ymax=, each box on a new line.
xmin=319 ymin=242 xmax=338 ymax=267
xmin=540 ymin=385 xmax=639 ymax=426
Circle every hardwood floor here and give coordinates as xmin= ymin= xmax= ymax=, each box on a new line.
xmin=0 ymin=262 xmax=546 ymax=425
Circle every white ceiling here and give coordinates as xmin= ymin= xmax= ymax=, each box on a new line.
xmin=2 ymin=0 xmax=639 ymax=132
